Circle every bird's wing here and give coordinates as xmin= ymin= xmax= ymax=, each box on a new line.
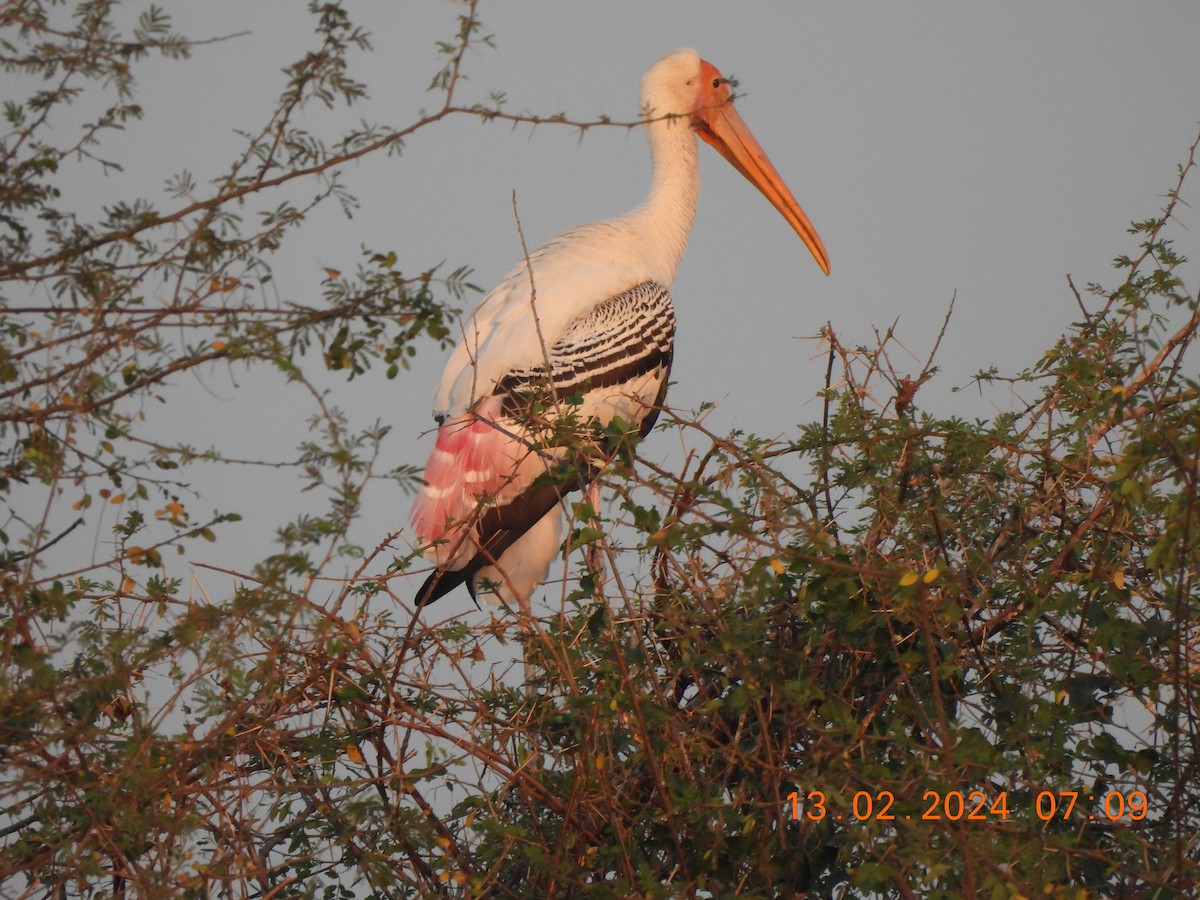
xmin=412 ymin=280 xmax=675 ymax=605
xmin=432 ymin=222 xmax=664 ymax=420
xmin=496 ymin=280 xmax=676 ymax=424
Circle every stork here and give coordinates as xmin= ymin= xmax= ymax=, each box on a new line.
xmin=410 ymin=48 xmax=829 ymax=609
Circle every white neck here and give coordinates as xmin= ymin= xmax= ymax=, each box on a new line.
xmin=622 ymin=114 xmax=700 ymax=286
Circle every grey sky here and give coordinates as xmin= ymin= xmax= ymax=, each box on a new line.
xmin=41 ymin=2 xmax=1200 ymax=609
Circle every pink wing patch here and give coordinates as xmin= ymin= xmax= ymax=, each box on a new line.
xmin=411 ymin=396 xmax=543 ymax=569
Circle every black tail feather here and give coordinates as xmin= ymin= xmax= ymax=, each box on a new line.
xmin=412 ymin=477 xmax=583 ymax=608
xmin=414 ymin=566 xmax=468 ymax=608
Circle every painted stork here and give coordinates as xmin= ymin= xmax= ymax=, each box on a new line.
xmin=410 ymin=48 xmax=829 ymax=608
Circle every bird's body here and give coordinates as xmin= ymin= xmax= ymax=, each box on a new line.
xmin=411 ymin=49 xmax=829 ymax=608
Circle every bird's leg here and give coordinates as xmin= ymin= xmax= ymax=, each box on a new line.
xmin=583 ymin=479 xmax=607 ymax=599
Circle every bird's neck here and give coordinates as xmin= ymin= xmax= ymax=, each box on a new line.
xmin=624 ymin=115 xmax=700 ymax=286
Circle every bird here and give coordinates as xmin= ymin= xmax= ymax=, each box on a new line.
xmin=410 ymin=48 xmax=829 ymax=609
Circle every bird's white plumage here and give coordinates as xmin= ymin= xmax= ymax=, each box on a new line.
xmin=433 ymin=49 xmax=705 ymax=421
xmin=411 ymin=47 xmax=829 ymax=607
xmin=412 ymin=51 xmax=708 ymax=606
xmin=471 ymin=510 xmax=565 ymax=613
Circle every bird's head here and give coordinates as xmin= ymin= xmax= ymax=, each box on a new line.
xmin=642 ymin=48 xmax=830 ymax=276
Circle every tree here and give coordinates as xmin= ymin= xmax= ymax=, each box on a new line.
xmin=2 ymin=1 xmax=1199 ymax=896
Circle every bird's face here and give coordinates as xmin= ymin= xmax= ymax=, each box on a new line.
xmin=686 ymin=57 xmax=831 ymax=276
xmin=690 ymin=61 xmax=735 ymax=116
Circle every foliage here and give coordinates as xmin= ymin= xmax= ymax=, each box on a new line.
xmin=1 ymin=1 xmax=1198 ymax=897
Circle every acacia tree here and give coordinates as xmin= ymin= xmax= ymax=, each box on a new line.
xmin=2 ymin=2 xmax=1199 ymax=897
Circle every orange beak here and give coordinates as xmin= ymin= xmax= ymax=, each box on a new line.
xmin=693 ymin=60 xmax=830 ymax=276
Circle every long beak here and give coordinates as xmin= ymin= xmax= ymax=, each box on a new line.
xmin=697 ymin=103 xmax=831 ymax=276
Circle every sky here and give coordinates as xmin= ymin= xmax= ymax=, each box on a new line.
xmin=34 ymin=1 xmax=1200 ymax=613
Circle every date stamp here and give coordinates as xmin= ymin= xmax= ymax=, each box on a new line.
xmin=787 ymin=789 xmax=1149 ymax=823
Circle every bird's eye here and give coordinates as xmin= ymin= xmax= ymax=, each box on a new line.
xmin=712 ymin=77 xmax=722 ymax=89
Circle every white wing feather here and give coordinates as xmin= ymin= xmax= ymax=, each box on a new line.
xmin=433 ymin=219 xmax=679 ymax=419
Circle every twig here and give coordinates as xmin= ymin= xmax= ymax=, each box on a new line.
xmin=1 ymin=516 xmax=84 ymax=568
